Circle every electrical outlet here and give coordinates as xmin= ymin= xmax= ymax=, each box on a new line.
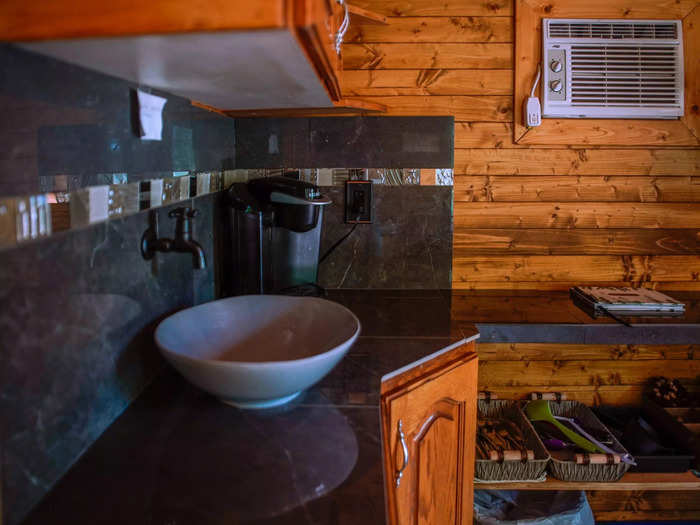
xmin=345 ymin=180 xmax=372 ymax=223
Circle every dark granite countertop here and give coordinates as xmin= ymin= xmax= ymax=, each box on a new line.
xmin=25 ymin=291 xmax=469 ymax=525
xmin=24 ymin=290 xmax=700 ymax=524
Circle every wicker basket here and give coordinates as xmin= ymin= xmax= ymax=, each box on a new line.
xmin=542 ymin=400 xmax=631 ymax=482
xmin=475 ymin=400 xmax=551 ymax=481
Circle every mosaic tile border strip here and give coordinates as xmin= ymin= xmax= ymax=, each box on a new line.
xmin=0 ymin=168 xmax=454 ymax=250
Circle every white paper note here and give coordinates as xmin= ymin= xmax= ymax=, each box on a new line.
xmin=137 ymin=90 xmax=167 ymax=141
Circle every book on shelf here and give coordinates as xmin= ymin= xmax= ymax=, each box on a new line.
xmin=570 ymin=286 xmax=685 ymax=319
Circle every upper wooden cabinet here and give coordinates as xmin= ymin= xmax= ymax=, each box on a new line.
xmin=380 ymin=338 xmax=479 ymax=525
xmin=0 ymin=0 xmax=385 ymax=113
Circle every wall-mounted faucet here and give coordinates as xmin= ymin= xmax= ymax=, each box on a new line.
xmin=141 ymin=207 xmax=207 ymax=269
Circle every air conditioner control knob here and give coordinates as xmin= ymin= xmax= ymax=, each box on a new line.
xmin=550 ymin=80 xmax=563 ymax=93
xmin=550 ymin=60 xmax=563 ymax=73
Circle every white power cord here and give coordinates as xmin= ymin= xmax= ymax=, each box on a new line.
xmin=335 ymin=0 xmax=350 ymax=55
xmin=524 ymin=64 xmax=542 ymax=127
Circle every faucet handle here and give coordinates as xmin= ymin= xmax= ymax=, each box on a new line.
xmin=168 ymin=207 xmax=198 ymax=219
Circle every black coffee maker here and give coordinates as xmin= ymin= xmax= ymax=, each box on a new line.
xmin=227 ymin=177 xmax=332 ymax=295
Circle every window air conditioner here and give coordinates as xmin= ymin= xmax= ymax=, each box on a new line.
xmin=542 ymin=19 xmax=684 ymax=119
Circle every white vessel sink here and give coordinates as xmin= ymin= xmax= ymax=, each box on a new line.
xmin=154 ymin=295 xmax=360 ymax=409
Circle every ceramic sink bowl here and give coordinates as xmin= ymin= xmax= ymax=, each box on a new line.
xmin=154 ymin=295 xmax=360 ymax=409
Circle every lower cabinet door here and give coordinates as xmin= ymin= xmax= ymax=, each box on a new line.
xmin=380 ymin=338 xmax=478 ymax=525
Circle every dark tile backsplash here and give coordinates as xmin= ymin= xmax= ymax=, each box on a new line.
xmin=319 ymin=185 xmax=453 ymax=289
xmin=235 ymin=117 xmax=454 ymax=169
xmin=0 ymin=44 xmax=236 ymax=197
xmin=0 ymin=41 xmax=455 ymax=525
xmin=0 ymin=193 xmax=226 ymax=525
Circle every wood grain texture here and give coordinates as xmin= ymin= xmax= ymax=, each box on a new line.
xmin=453 ymin=280 xmax=700 ymax=291
xmin=454 ymin=149 xmax=700 ymax=175
xmin=0 ymin=0 xmax=286 ymax=40
xmin=477 ymin=343 xmax=699 ymax=361
xmin=381 ymin=341 xmax=477 ymax=525
xmin=341 ymin=69 xmax=513 ymax=96
xmin=454 ymin=203 xmax=700 ymax=228
xmin=341 ymin=95 xmax=512 ymax=120
xmin=454 ymin=176 xmax=700 ymax=202
xmin=517 ymin=120 xmax=700 ymax=147
xmin=453 ymin=229 xmax=700 ymax=255
xmin=478 ymin=359 xmax=700 ymax=386
xmin=343 ymin=43 xmax=512 ymax=69
xmin=452 ymin=255 xmax=700 ymax=283
xmin=346 ymin=16 xmax=513 ymax=43
xmin=588 ymin=490 xmax=700 ymax=513
xmin=470 ymin=385 xmax=648 ymax=405
xmin=682 ymin=6 xmax=700 ymax=141
xmin=343 ymin=0 xmax=513 ymax=16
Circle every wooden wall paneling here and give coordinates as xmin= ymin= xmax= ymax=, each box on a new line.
xmin=454 ymin=149 xmax=700 ymax=175
xmin=452 ymin=281 xmax=700 ymax=291
xmin=342 ymin=70 xmax=513 ymax=96
xmin=345 ymin=16 xmax=513 ymax=43
xmin=453 ymin=255 xmax=700 ymax=283
xmin=477 ymin=343 xmax=699 ymax=361
xmin=342 ymin=0 xmax=513 ymax=17
xmin=454 ymin=176 xmax=700 ymax=202
xmin=478 ymin=359 xmax=700 ymax=387
xmin=682 ymin=6 xmax=700 ymax=141
xmin=342 ymin=43 xmax=512 ymax=69
xmin=337 ymin=95 xmax=512 ymax=120
xmin=470 ymin=385 xmax=649 ymax=406
xmin=453 ymin=229 xmax=700 ymax=255
xmin=454 ymin=203 xmax=700 ymax=228
xmin=513 ymin=0 xmax=700 ymax=146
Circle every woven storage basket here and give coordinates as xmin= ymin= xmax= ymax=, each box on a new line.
xmin=542 ymin=400 xmax=631 ymax=482
xmin=476 ymin=399 xmax=551 ymax=481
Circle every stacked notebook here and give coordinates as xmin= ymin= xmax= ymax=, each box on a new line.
xmin=571 ymin=286 xmax=685 ymax=319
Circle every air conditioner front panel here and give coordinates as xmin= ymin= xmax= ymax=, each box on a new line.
xmin=542 ymin=19 xmax=684 ymax=119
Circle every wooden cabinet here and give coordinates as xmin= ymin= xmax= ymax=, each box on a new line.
xmin=0 ymin=0 xmax=385 ymax=114
xmin=380 ymin=338 xmax=479 ymax=525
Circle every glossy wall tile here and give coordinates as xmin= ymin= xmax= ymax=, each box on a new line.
xmin=0 ymin=192 xmax=224 ymax=525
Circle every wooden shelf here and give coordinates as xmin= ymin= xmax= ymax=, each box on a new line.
xmin=475 ymin=471 xmax=700 ymax=491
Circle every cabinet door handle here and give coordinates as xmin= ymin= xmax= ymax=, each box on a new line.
xmin=394 ymin=419 xmax=409 ymax=488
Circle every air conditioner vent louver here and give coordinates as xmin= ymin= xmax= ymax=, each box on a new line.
xmin=548 ymin=22 xmax=678 ymax=40
xmin=542 ymin=19 xmax=684 ymax=119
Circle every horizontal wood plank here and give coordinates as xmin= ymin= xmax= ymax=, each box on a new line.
xmin=455 ymin=122 xmax=700 ymax=148
xmin=478 ymin=359 xmax=700 ymax=386
xmin=593 ymin=510 xmax=700 ymax=521
xmin=345 ymin=16 xmax=512 ymax=43
xmin=454 ymin=176 xmax=700 ymax=203
xmin=452 ymin=281 xmax=700 ymax=291
xmin=341 ymin=69 xmax=512 ymax=96
xmin=477 ymin=343 xmax=699 ymax=361
xmin=454 ymin=203 xmax=700 ymax=229
xmin=588 ymin=490 xmax=700 ymax=512
xmin=452 ymin=255 xmax=700 ymax=283
xmin=342 ymin=0 xmax=513 ymax=16
xmin=341 ymin=95 xmax=512 ymax=120
xmin=454 ymin=149 xmax=700 ymax=176
xmin=453 ymin=229 xmax=700 ymax=255
xmin=519 ymin=119 xmax=700 ymax=147
xmin=470 ymin=385 xmax=647 ymax=405
xmin=343 ymin=43 xmax=512 ymax=69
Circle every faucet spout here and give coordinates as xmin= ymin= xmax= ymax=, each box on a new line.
xmin=171 ymin=238 xmax=207 ymax=269
xmin=140 ymin=207 xmax=207 ymax=270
